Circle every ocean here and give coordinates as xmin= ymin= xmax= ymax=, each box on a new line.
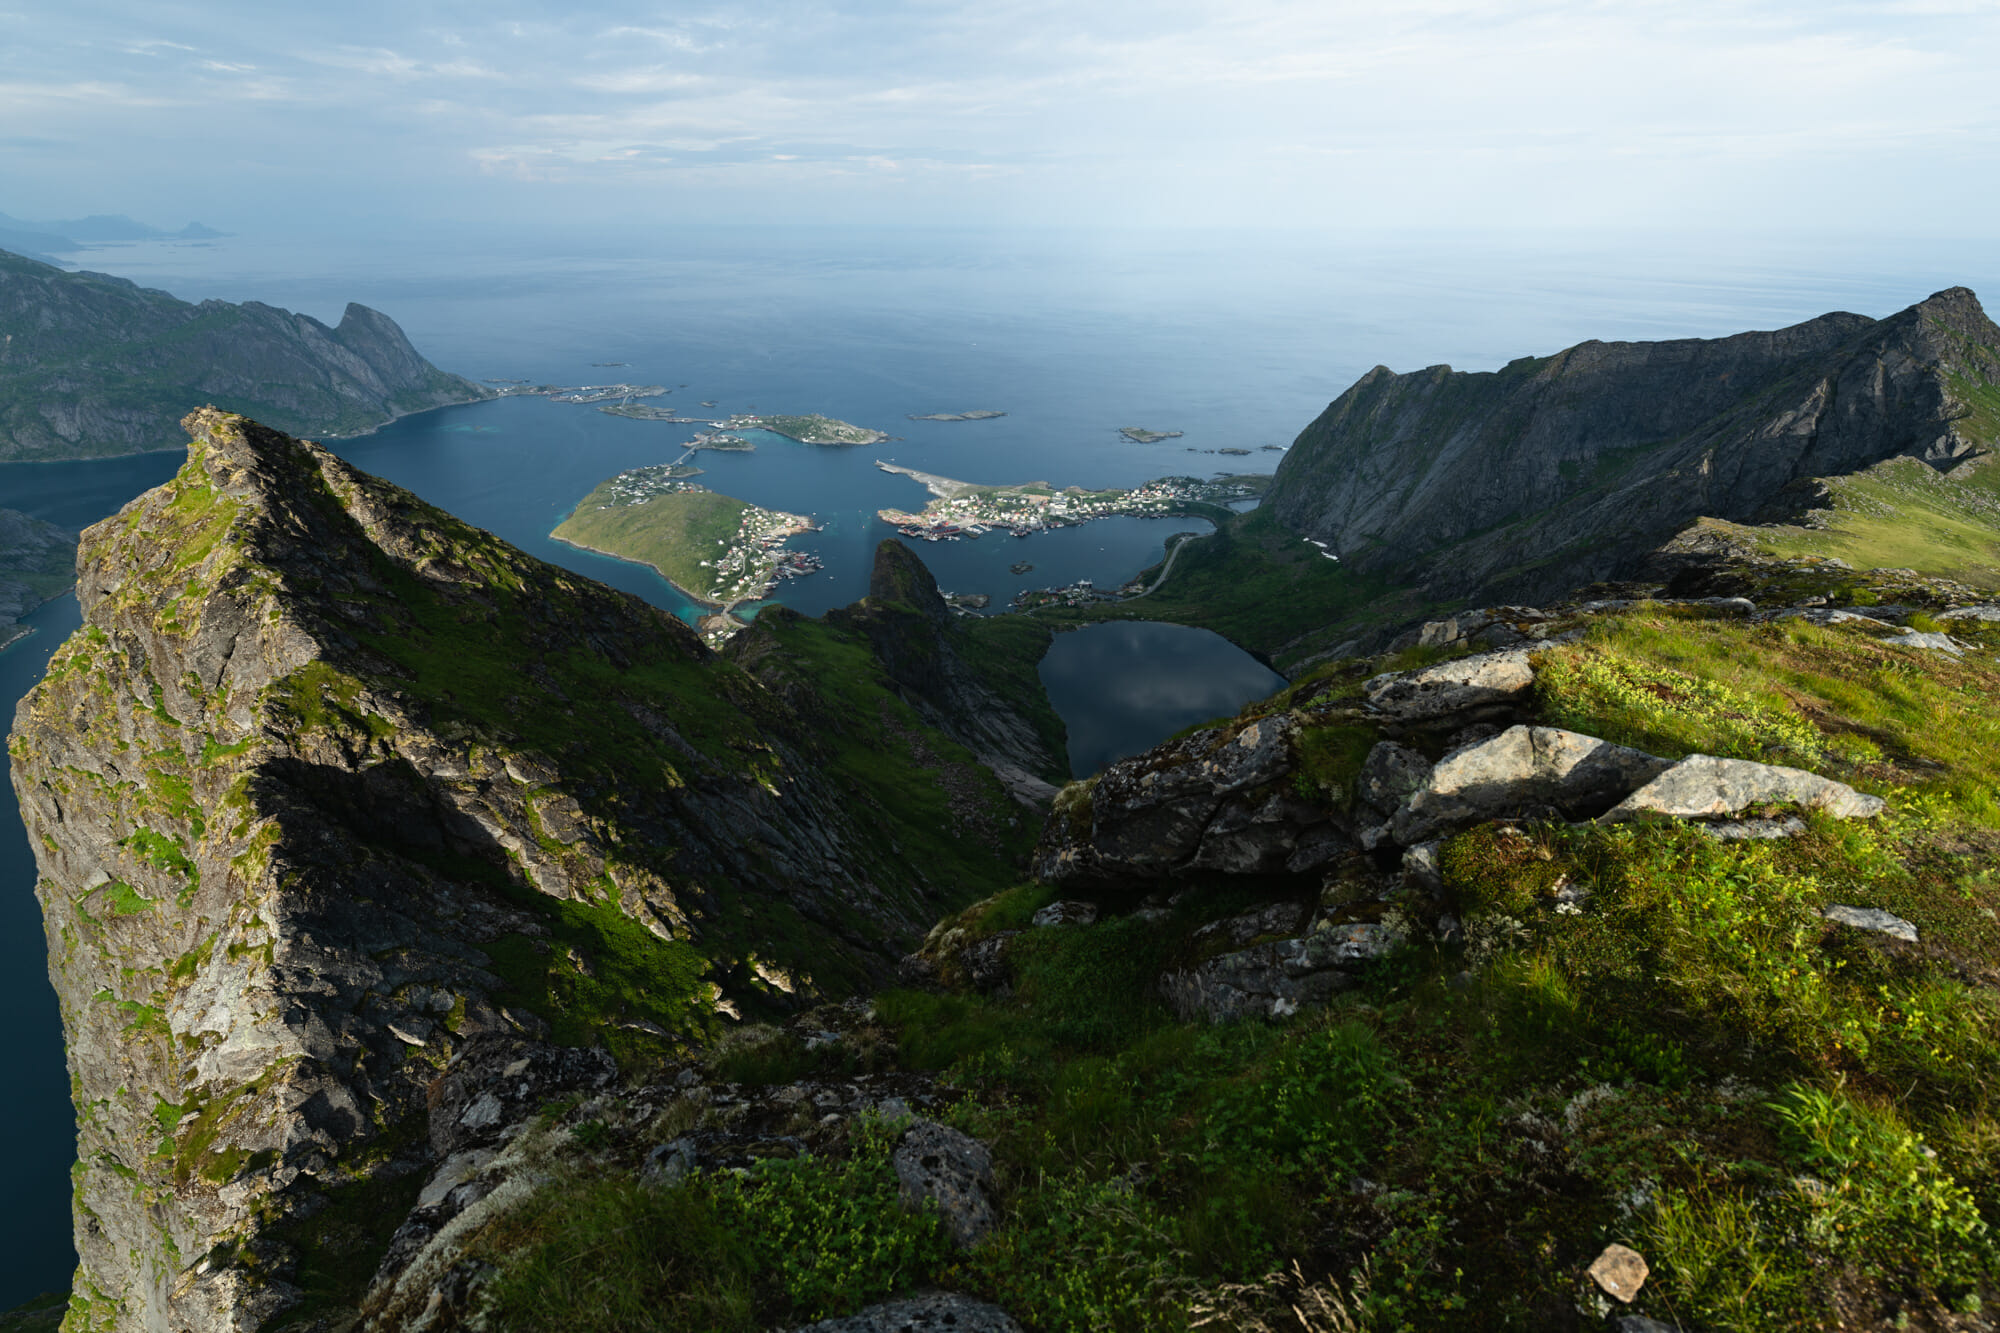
xmin=0 ymin=223 xmax=1995 ymax=1306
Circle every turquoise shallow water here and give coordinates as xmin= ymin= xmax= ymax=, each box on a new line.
xmin=2 ymin=225 xmax=1998 ymax=1305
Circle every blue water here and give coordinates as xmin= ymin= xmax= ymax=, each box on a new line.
xmin=1040 ymin=621 xmax=1287 ymax=775
xmin=0 ymin=595 xmax=84 ymax=1308
xmin=3 ymin=224 xmax=2000 ymax=1306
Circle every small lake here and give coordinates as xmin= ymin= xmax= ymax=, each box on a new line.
xmin=1038 ymin=620 xmax=1286 ymax=776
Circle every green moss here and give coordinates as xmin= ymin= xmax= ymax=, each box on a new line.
xmin=1292 ymin=722 xmax=1377 ymax=804
xmin=480 ymin=893 xmax=718 ymax=1065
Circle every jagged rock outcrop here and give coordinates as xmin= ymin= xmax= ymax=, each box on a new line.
xmin=8 ymin=410 xmax=1034 ymax=1332
xmin=734 ymin=540 xmax=1067 ymax=805
xmin=1266 ymin=287 xmax=2000 ymax=606
xmin=0 ymin=249 xmax=491 ymax=461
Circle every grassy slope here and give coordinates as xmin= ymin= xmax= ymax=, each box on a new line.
xmin=1731 ymin=455 xmax=2000 ymax=590
xmin=553 ymin=486 xmax=754 ymax=603
xmin=470 ymin=605 xmax=2000 ymax=1332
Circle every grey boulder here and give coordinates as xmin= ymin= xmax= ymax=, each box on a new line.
xmin=1602 ymin=755 xmax=1884 ymax=822
xmin=893 ymin=1121 xmax=999 ymax=1248
xmin=788 ymin=1293 xmax=1023 ymax=1332
xmin=1390 ymin=726 xmax=1673 ymax=844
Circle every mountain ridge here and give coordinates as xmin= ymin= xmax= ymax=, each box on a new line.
xmin=0 ymin=250 xmax=491 ymax=461
xmin=1265 ymin=287 xmax=2000 ymax=609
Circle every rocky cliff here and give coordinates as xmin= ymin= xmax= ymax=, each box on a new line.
xmin=1265 ymin=287 xmax=2000 ymax=608
xmin=8 ymin=410 xmax=1038 ymax=1331
xmin=0 ymin=251 xmax=491 ymax=461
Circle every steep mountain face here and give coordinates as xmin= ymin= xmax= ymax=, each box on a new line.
xmin=0 ymin=507 xmax=74 ymax=651
xmin=0 ymin=250 xmax=491 ymax=461
xmin=804 ymin=540 xmax=1065 ymax=799
xmin=1265 ymin=287 xmax=2000 ymax=607
xmin=8 ymin=410 xmax=1035 ymax=1332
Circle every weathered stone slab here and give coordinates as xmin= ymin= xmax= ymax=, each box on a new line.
xmin=1822 ymin=904 xmax=1918 ymax=942
xmin=1602 ymin=755 xmax=1884 ymax=823
xmin=1363 ymin=648 xmax=1536 ymax=721
xmin=1391 ymin=726 xmax=1673 ymax=844
xmin=1885 ymin=629 xmax=1964 ymax=654
xmin=1941 ymin=604 xmax=2000 ymax=622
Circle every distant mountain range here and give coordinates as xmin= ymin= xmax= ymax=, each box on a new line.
xmin=0 ymin=211 xmax=224 ymax=262
xmin=0 ymin=247 xmax=492 ymax=461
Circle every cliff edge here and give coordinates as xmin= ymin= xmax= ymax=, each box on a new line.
xmin=9 ymin=409 xmax=1035 ymax=1331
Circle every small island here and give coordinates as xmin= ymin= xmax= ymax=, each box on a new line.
xmin=551 ymin=466 xmax=821 ymax=624
xmin=908 ymin=410 xmax=1007 ymax=422
xmin=599 ymin=404 xmax=716 ymax=424
xmin=729 ymin=413 xmax=889 ymax=446
xmin=874 ymin=461 xmax=1265 ymax=539
xmin=1120 ymin=427 xmax=1184 ymax=443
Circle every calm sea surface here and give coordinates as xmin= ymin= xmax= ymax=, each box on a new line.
xmin=1 ymin=225 xmax=1995 ymax=1304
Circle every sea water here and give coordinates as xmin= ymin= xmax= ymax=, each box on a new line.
xmin=1 ymin=224 xmax=1997 ymax=1305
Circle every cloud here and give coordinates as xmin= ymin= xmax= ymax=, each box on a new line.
xmin=3 ymin=0 xmax=1999 ymax=230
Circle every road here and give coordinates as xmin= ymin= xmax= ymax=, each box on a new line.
xmin=1121 ymin=531 xmax=1204 ymax=600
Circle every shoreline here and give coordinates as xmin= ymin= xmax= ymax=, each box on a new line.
xmin=0 ymin=385 xmax=496 ymax=464
xmin=547 ymin=532 xmax=723 ymax=612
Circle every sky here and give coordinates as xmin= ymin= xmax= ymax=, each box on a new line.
xmin=3 ymin=0 xmax=2000 ymax=235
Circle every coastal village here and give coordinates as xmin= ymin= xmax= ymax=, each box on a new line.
xmin=873 ymin=461 xmax=1263 ymax=540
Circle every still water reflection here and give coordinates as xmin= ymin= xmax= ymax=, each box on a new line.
xmin=1038 ymin=620 xmax=1285 ymax=776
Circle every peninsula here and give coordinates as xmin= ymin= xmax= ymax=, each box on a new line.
xmin=874 ymin=460 xmax=1264 ymax=539
xmin=551 ymin=465 xmax=820 ymax=618
xmin=0 ymin=248 xmax=491 ymax=460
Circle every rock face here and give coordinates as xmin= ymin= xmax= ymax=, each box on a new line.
xmin=8 ymin=410 xmax=1035 ymax=1332
xmin=1390 ymin=726 xmax=1675 ymax=844
xmin=1265 ymin=287 xmax=2000 ymax=605
xmin=732 ymin=540 xmax=1067 ymax=806
xmin=0 ymin=248 xmax=492 ymax=461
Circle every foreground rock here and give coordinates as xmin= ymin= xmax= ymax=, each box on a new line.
xmin=1603 ymin=755 xmax=1885 ymax=822
xmin=792 ymin=1294 xmax=1023 ymax=1333
xmin=893 ymin=1121 xmax=999 ymax=1248
xmin=1389 ymin=726 xmax=1673 ymax=844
